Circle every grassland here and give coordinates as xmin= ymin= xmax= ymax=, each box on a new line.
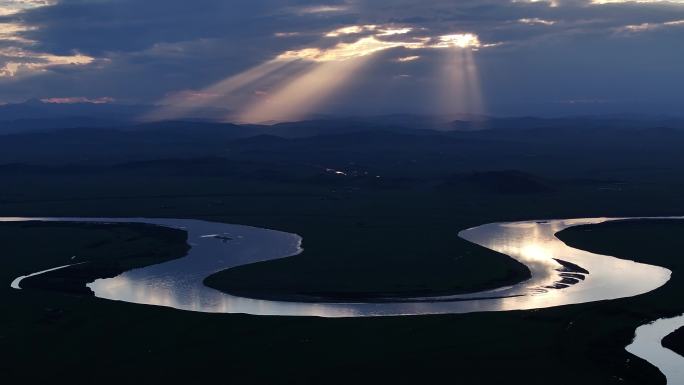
xmin=557 ymin=219 xmax=684 ymax=367
xmin=6 ymin=221 xmax=189 ymax=294
xmin=2 ymin=174 xmax=683 ymax=384
xmin=204 ymin=224 xmax=529 ymax=301
xmin=663 ymin=327 xmax=684 ymax=356
xmin=0 ymin=218 xmax=663 ymax=385
xmin=3 ymin=122 xmax=684 ymax=384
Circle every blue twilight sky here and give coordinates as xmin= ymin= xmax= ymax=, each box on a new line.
xmin=0 ymin=0 xmax=683 ymax=120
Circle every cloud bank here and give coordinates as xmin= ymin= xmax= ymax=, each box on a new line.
xmin=0 ymin=0 xmax=682 ymax=117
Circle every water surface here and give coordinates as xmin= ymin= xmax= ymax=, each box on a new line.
xmin=627 ymin=314 xmax=684 ymax=383
xmin=4 ymin=216 xmax=672 ymax=317
xmin=7 ymin=216 xmax=683 ymax=383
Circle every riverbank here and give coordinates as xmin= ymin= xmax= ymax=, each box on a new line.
xmin=204 ymin=235 xmax=530 ymax=302
xmin=556 ymin=219 xmax=684 ymax=383
xmin=4 ymin=179 xmax=684 ymax=383
xmin=556 ymin=219 xmax=684 ymax=323
xmin=663 ymin=327 xmax=684 ymax=356
xmin=6 ymin=214 xmax=684 ymax=383
xmin=1 ymin=220 xmax=665 ymax=384
xmin=4 ymin=221 xmax=189 ymax=295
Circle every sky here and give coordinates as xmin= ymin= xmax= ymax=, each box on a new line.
xmin=0 ymin=0 xmax=683 ymax=121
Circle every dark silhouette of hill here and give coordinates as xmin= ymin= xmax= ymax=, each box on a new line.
xmin=442 ymin=171 xmax=555 ymax=194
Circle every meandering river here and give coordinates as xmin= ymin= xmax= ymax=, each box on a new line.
xmin=4 ymin=216 xmax=683 ymax=383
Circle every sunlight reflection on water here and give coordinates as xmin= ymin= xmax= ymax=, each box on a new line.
xmin=5 ymin=216 xmax=682 ymax=383
xmin=3 ymin=216 xmax=673 ymax=317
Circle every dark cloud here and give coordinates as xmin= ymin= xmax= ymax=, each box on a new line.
xmin=0 ymin=0 xmax=683 ymax=116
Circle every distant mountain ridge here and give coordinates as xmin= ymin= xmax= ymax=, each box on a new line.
xmin=0 ymin=99 xmax=150 ymax=121
xmin=2 ymin=99 xmax=684 ymax=136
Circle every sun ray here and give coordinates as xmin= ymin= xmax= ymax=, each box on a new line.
xmin=142 ymin=59 xmax=294 ymax=122
xmin=461 ymin=48 xmax=485 ymax=116
xmin=238 ymin=56 xmax=371 ymax=124
xmin=438 ymin=47 xmax=485 ymax=118
xmin=145 ymin=31 xmax=487 ymax=123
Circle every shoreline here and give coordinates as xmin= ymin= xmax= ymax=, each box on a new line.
xmin=203 ymin=267 xmax=529 ymax=303
xmin=5 ymin=216 xmax=673 ymax=317
xmin=205 ymin=287 xmax=525 ymax=304
xmin=6 ymin=221 xmax=189 ymax=295
xmin=662 ymin=326 xmax=684 ymax=357
xmin=557 ymin=218 xmax=684 ymax=385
